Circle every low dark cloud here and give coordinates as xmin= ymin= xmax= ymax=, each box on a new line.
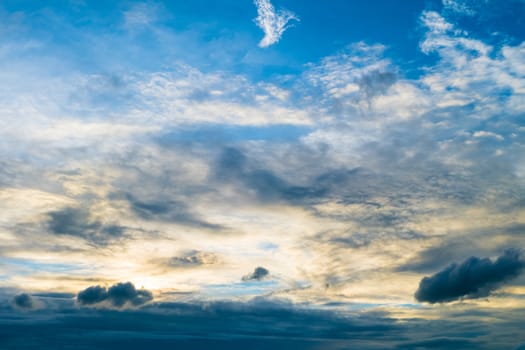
xmin=77 ymin=282 xmax=153 ymax=308
xmin=2 ymin=294 xmax=525 ymax=349
xmin=242 ymin=267 xmax=270 ymax=281
xmin=12 ymin=293 xmax=34 ymax=310
xmin=415 ymin=250 xmax=525 ymax=303
xmin=0 ymin=297 xmax=399 ymax=350
xmin=47 ymin=207 xmax=125 ymax=245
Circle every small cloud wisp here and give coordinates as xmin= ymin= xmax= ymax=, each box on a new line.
xmin=254 ymin=0 xmax=299 ymax=48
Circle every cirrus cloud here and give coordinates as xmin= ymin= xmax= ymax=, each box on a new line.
xmin=253 ymin=0 xmax=299 ymax=48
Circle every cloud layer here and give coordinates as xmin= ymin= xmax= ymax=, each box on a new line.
xmin=3 ymin=294 xmax=525 ymax=349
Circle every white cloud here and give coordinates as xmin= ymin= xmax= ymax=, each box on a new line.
xmin=473 ymin=131 xmax=504 ymax=141
xmin=253 ymin=0 xmax=299 ymax=48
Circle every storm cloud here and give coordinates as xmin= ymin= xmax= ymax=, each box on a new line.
xmin=77 ymin=282 xmax=153 ymax=308
xmin=415 ymin=250 xmax=525 ymax=303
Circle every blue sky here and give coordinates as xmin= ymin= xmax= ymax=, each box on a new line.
xmin=1 ymin=0 xmax=525 ymax=349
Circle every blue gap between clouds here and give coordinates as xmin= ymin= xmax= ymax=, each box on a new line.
xmin=157 ymin=125 xmax=311 ymax=144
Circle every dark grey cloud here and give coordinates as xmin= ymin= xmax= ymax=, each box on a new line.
xmin=48 ymin=207 xmax=98 ymax=237
xmin=123 ymin=193 xmax=223 ymax=230
xmin=77 ymin=282 xmax=153 ymax=308
xmin=242 ymin=267 xmax=270 ymax=281
xmin=215 ymin=147 xmax=325 ymax=204
xmin=415 ymin=249 xmax=525 ymax=303
xmin=77 ymin=285 xmax=108 ymax=305
xmin=12 ymin=293 xmax=34 ymax=310
xmin=47 ymin=207 xmax=125 ymax=245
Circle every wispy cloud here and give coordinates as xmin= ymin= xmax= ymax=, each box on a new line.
xmin=253 ymin=0 xmax=299 ymax=48
xmin=442 ymin=0 xmax=477 ymax=16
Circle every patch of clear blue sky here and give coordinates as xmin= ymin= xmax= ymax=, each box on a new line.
xmin=1 ymin=257 xmax=87 ymax=274
xmin=157 ymin=125 xmax=311 ymax=144
xmin=0 ymin=1 xmax=440 ymax=78
xmin=0 ymin=0 xmax=525 ymax=88
xmin=201 ymin=280 xmax=281 ymax=298
xmin=3 ymin=0 xmax=524 ymax=80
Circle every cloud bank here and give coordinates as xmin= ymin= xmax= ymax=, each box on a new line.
xmin=254 ymin=0 xmax=299 ymax=48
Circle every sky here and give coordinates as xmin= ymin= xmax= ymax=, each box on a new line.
xmin=1 ymin=0 xmax=525 ymax=349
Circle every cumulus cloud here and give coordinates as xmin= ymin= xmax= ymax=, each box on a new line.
xmin=415 ymin=250 xmax=525 ymax=303
xmin=442 ymin=0 xmax=477 ymax=16
xmin=243 ymin=266 xmax=270 ymax=281
xmin=472 ymin=130 xmax=504 ymax=141
xmin=77 ymin=282 xmax=153 ymax=308
xmin=253 ymin=0 xmax=299 ymax=48
xmin=12 ymin=293 xmax=34 ymax=310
